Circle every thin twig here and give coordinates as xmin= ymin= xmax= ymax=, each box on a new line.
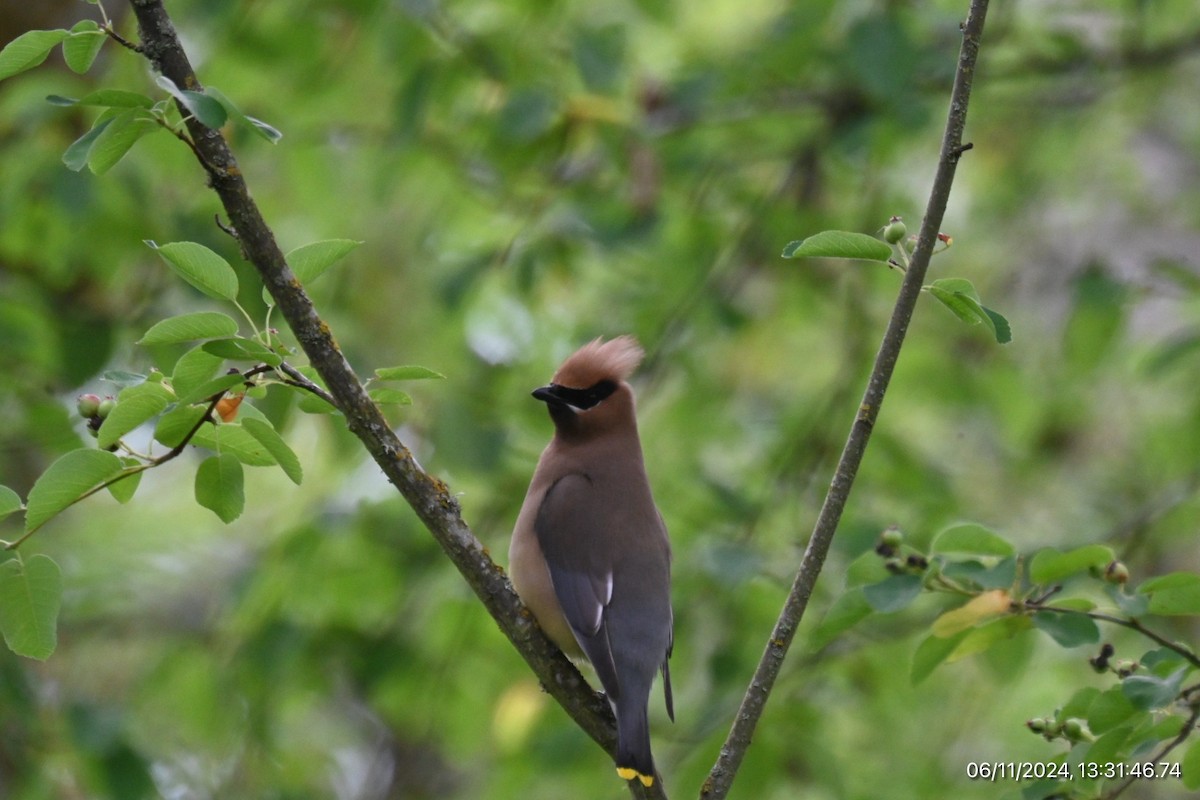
xmin=1100 ymin=702 xmax=1200 ymax=800
xmin=123 ymin=4 xmax=647 ymax=795
xmin=698 ymin=2 xmax=991 ymax=797
xmin=1034 ymin=604 xmax=1200 ymax=671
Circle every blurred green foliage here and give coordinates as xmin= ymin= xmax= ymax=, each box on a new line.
xmin=2 ymin=0 xmax=1200 ymax=797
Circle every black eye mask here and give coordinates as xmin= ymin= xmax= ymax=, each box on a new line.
xmin=531 ymin=379 xmax=618 ymax=410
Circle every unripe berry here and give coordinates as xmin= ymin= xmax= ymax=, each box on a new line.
xmin=880 ymin=527 xmax=903 ymax=549
xmin=96 ymin=396 xmax=116 ymax=420
xmin=77 ymin=393 xmax=102 ymax=418
xmin=1062 ymin=719 xmax=1086 ymax=741
xmin=883 ymin=216 xmax=907 ymax=244
xmin=1104 ymin=560 xmax=1130 ymax=584
xmin=1026 ymin=718 xmax=1047 ymax=734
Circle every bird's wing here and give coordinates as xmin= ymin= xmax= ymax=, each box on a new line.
xmin=535 ymin=472 xmax=622 ymax=699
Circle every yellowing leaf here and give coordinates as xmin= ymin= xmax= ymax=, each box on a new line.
xmin=931 ymin=589 xmax=1011 ymax=638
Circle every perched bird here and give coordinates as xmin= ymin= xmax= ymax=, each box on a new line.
xmin=509 ymin=336 xmax=674 ymax=788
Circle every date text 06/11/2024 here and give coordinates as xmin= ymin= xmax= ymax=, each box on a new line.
xmin=965 ymin=761 xmax=1182 ymax=782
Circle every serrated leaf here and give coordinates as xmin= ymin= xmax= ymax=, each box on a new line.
xmin=101 ymin=369 xmax=146 ymax=388
xmin=96 ymin=382 xmax=174 ymax=449
xmin=911 ymin=630 xmax=969 ymax=684
xmin=1031 ymin=611 xmax=1100 ymax=648
xmin=62 ymin=24 xmax=105 ymax=74
xmin=62 ymin=116 xmax=114 ymax=171
xmin=24 ymin=449 xmax=123 ymax=533
xmin=285 ymin=239 xmax=362 ymax=284
xmin=1138 ymin=572 xmax=1200 ymax=615
xmin=0 ymin=485 xmax=22 ymax=521
xmin=241 ymin=418 xmax=303 ymax=485
xmin=1029 ymin=545 xmax=1115 ymax=585
xmin=170 ymin=346 xmax=224 ymax=400
xmin=0 ymin=555 xmax=62 ymax=660
xmin=153 ymin=75 xmax=227 ymax=129
xmin=201 ymin=337 xmax=281 ymax=366
xmin=981 ymin=304 xmax=1013 ymax=344
xmin=930 ymin=523 xmax=1014 ymax=558
xmin=368 ymin=388 xmax=412 ymax=406
xmin=147 ymin=241 xmax=239 ymax=301
xmin=139 ymin=311 xmax=240 ymax=345
xmin=862 ymin=573 xmax=923 ymax=613
xmin=781 ymin=230 xmax=892 ymax=262
xmin=87 ymin=110 xmax=159 ymax=174
xmin=0 ymin=29 xmax=70 ymax=82
xmin=931 ymin=589 xmax=1011 ymax=637
xmin=205 ymin=86 xmax=283 ymax=143
xmin=194 ymin=454 xmax=244 ymax=523
xmin=374 ymin=365 xmax=446 ymax=381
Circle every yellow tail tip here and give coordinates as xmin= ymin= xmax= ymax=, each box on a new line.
xmin=616 ymin=767 xmax=655 ymax=787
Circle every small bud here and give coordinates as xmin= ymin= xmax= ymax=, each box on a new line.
xmin=880 ymin=526 xmax=904 ymax=549
xmin=96 ymin=396 xmax=116 ymax=420
xmin=76 ymin=393 xmax=102 ymax=419
xmin=1104 ymin=560 xmax=1130 ymax=584
xmin=1115 ymin=659 xmax=1139 ymax=678
xmin=884 ymin=557 xmax=906 ymax=575
xmin=883 ymin=216 xmax=907 ymax=244
xmin=1026 ymin=718 xmax=1047 ymax=734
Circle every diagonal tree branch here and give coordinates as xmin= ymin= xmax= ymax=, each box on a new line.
xmin=124 ymin=3 xmax=665 ymax=798
xmin=698 ymin=2 xmax=992 ymax=798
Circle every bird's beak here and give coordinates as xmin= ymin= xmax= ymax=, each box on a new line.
xmin=531 ymin=385 xmax=561 ymax=404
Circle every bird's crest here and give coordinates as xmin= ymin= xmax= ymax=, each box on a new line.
xmin=553 ymin=336 xmax=645 ymax=389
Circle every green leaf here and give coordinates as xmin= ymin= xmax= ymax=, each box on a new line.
xmin=62 ymin=116 xmax=115 ymax=171
xmin=809 ymin=588 xmax=872 ymax=650
xmin=153 ymin=75 xmax=228 ymax=129
xmin=0 ymin=555 xmax=63 ymax=660
xmin=1138 ymin=572 xmax=1200 ymax=615
xmin=107 ymin=462 xmax=143 ymax=505
xmin=911 ymin=630 xmax=969 ymax=684
xmin=931 ymin=589 xmax=1012 ymax=637
xmin=62 ymin=22 xmax=105 ymax=74
xmin=191 ymin=423 xmax=277 ymax=467
xmin=1031 ymin=611 xmax=1100 ymax=648
xmin=1122 ymin=667 xmax=1187 ymax=711
xmin=286 ymin=239 xmax=362 ymax=284
xmin=154 ymin=405 xmax=209 ymax=449
xmin=940 ymin=557 xmax=1016 ymax=590
xmin=1029 ymin=545 xmax=1115 ymax=585
xmin=1107 ymin=583 xmax=1150 ymax=617
xmin=946 ymin=615 xmax=1030 ymax=663
xmin=87 ymin=110 xmax=159 ymax=174
xmin=139 ymin=312 xmax=240 ymax=345
xmin=930 ymin=523 xmax=1014 ymax=558
xmin=1182 ymin=737 xmax=1200 ymax=790
xmin=195 ymin=454 xmax=244 ymax=523
xmin=0 ymin=29 xmax=70 ymax=81
xmin=1088 ymin=686 xmax=1138 ymax=734
xmin=175 ymin=373 xmax=247 ymax=407
xmin=101 ymin=369 xmax=146 ymax=388
xmin=201 ymin=337 xmax=282 ymax=366
xmin=781 ymin=230 xmax=892 ymax=262
xmin=368 ymin=388 xmax=413 ymax=406
xmin=862 ymin=573 xmax=923 ymax=613
xmin=96 ymin=382 xmax=174 ymax=449
xmin=241 ymin=418 xmax=303 ymax=485
xmin=24 ymin=449 xmax=124 ymax=533
xmin=170 ymin=346 xmax=224 ymax=400
xmin=374 ymin=365 xmax=446 ymax=381
xmin=0 ymin=485 xmax=22 ymax=521
xmin=926 ymin=278 xmax=1013 ymax=344
xmin=147 ymin=241 xmax=239 ymax=301
xmin=206 ymin=86 xmax=283 ymax=143
xmin=49 ymin=89 xmax=155 ymax=109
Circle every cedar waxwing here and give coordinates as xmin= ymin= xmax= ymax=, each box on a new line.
xmin=509 ymin=336 xmax=674 ymax=788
